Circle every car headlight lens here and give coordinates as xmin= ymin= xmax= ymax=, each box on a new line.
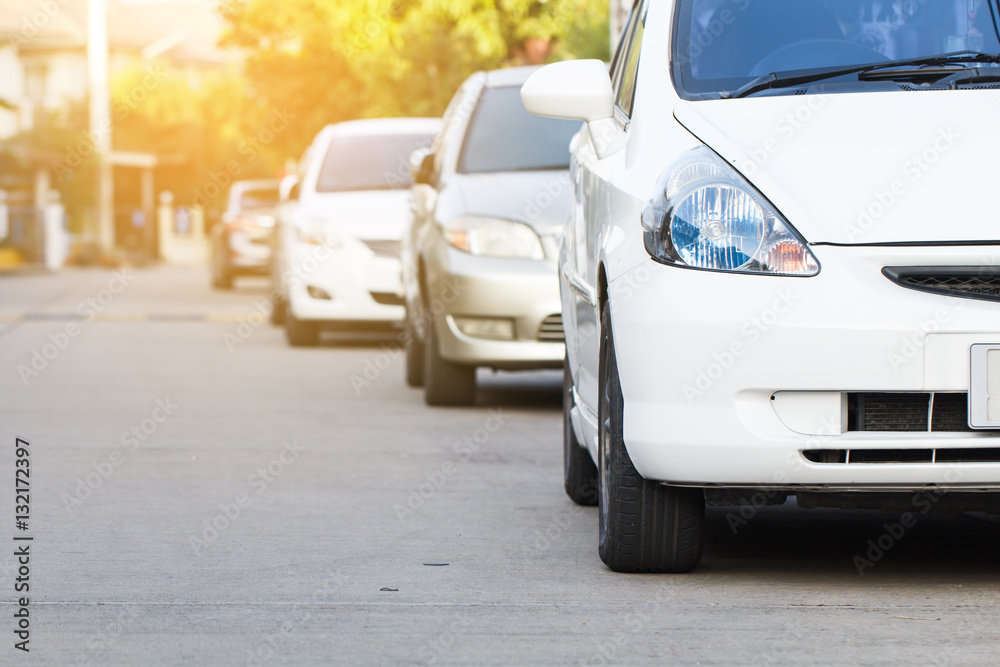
xmin=640 ymin=147 xmax=819 ymax=276
xmin=443 ymin=217 xmax=545 ymax=260
xmin=297 ymin=220 xmax=344 ymax=249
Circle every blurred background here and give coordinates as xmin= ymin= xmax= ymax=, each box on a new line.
xmin=0 ymin=0 xmax=618 ymax=271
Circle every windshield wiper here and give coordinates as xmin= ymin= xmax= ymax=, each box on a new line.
xmin=731 ymin=51 xmax=1000 ymax=99
xmin=857 ymin=65 xmax=970 ymax=81
xmin=940 ymin=66 xmax=1000 ymax=88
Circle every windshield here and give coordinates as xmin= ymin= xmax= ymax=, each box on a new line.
xmin=316 ymin=132 xmax=434 ymax=192
xmin=459 ymin=85 xmax=581 ymax=173
xmin=238 ymin=188 xmax=279 ymax=211
xmin=674 ymin=0 xmax=1000 ymax=95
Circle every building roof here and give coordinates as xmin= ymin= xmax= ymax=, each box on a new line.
xmin=0 ymin=0 xmax=233 ymax=64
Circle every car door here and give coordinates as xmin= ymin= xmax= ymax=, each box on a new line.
xmin=573 ymin=0 xmax=648 ymax=419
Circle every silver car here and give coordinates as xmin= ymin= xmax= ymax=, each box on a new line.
xmin=402 ymin=66 xmax=583 ymax=406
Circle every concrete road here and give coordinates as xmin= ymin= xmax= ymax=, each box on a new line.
xmin=0 ymin=266 xmax=998 ymax=666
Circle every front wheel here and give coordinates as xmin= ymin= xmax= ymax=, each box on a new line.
xmin=597 ymin=302 xmax=704 ymax=573
xmin=423 ymin=318 xmax=476 ymax=406
xmin=270 ymin=294 xmax=286 ymax=326
xmin=211 ymin=246 xmax=233 ymax=290
xmin=285 ymin=311 xmax=319 ymax=347
xmin=404 ymin=311 xmax=425 ymax=388
xmin=270 ymin=240 xmax=286 ymax=325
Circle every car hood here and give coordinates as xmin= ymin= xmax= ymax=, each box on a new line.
xmin=299 ymin=189 xmax=411 ymax=240
xmin=674 ymin=91 xmax=1000 ymax=244
xmin=449 ymin=170 xmax=573 ymax=236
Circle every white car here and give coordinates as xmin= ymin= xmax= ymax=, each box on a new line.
xmin=523 ymin=0 xmax=1000 ymax=572
xmin=272 ymin=118 xmax=441 ymax=346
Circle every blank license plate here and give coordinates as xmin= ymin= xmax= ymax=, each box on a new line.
xmin=970 ymin=344 xmax=1000 ymax=429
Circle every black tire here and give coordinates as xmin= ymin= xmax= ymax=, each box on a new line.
xmin=211 ymin=246 xmax=233 ymax=290
xmin=270 ymin=295 xmax=286 ymax=326
xmin=598 ymin=302 xmax=704 ymax=573
xmin=423 ymin=317 xmax=476 ymax=406
xmin=564 ymin=357 xmax=598 ymax=506
xmin=269 ymin=252 xmax=286 ymax=325
xmin=285 ymin=311 xmax=319 ymax=347
xmin=404 ymin=311 xmax=425 ymax=388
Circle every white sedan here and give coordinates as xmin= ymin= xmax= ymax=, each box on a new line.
xmin=272 ymin=118 xmax=441 ymax=346
xmin=523 ymin=0 xmax=1000 ymax=572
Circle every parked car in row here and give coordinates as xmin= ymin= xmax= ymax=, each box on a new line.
xmin=210 ymin=179 xmax=280 ymax=289
xmin=403 ymin=67 xmax=583 ymax=405
xmin=523 ymin=0 xmax=1000 ymax=572
xmin=271 ymin=118 xmax=441 ymax=346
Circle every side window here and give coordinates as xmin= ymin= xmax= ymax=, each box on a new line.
xmin=615 ymin=0 xmax=647 ymax=119
xmin=433 ymin=82 xmax=483 ymax=179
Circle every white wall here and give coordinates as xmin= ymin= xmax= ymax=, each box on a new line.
xmin=39 ymin=50 xmax=89 ymax=105
xmin=0 ymin=47 xmax=88 ymax=138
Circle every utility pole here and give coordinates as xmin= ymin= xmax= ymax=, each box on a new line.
xmin=87 ymin=0 xmax=114 ymax=253
xmin=610 ymin=0 xmax=630 ymax=52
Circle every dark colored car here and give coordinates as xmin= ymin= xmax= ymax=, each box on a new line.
xmin=210 ymin=180 xmax=281 ymax=289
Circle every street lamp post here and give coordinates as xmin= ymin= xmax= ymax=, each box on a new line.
xmin=87 ymin=0 xmax=114 ymax=254
xmin=610 ymin=0 xmax=630 ymax=51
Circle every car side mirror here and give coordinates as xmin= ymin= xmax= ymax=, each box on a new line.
xmin=410 ymin=148 xmax=435 ymax=186
xmin=521 ymin=59 xmax=624 ymax=159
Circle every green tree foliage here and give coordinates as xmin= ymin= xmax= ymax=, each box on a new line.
xmin=222 ymin=0 xmax=610 ymax=154
xmin=219 ymin=0 xmax=371 ymax=159
xmin=23 ymin=0 xmax=609 ymax=219
xmin=110 ymin=62 xmax=282 ymax=207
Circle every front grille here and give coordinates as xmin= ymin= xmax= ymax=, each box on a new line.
xmin=883 ymin=266 xmax=1000 ymax=303
xmin=800 ymin=392 xmax=996 ymax=465
xmin=537 ymin=314 xmax=565 ymax=342
xmin=803 ymin=448 xmax=1000 ymax=464
xmin=928 ymin=393 xmax=971 ymax=432
xmin=847 ymin=392 xmax=973 ymax=432
xmin=361 ymin=240 xmax=401 ymax=258
xmin=370 ymin=292 xmax=404 ymax=306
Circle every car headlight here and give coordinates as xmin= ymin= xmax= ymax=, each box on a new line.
xmin=640 ymin=147 xmax=819 ymax=276
xmin=442 ymin=217 xmax=545 ymax=260
xmin=297 ymin=220 xmax=344 ymax=249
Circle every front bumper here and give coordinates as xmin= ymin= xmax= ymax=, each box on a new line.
xmin=610 ymin=244 xmax=1000 ymax=490
xmin=227 ymin=232 xmax=271 ymax=271
xmin=427 ymin=246 xmax=565 ymax=369
xmin=287 ymin=241 xmax=404 ymax=324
